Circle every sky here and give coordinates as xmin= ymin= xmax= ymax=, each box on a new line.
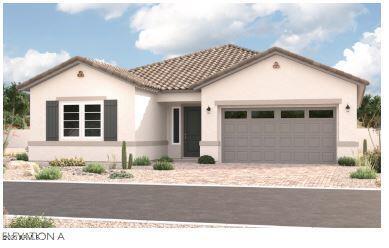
xmin=3 ymin=3 xmax=381 ymax=94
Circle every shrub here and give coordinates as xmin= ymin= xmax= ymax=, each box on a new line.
xmin=338 ymin=156 xmax=356 ymax=166
xmin=128 ymin=153 xmax=133 ymax=169
xmin=133 ymin=156 xmax=151 ymax=166
xmin=83 ymin=163 xmax=106 ymax=174
xmin=109 ymin=171 xmax=133 ymax=179
xmin=153 ymin=161 xmax=174 ymax=170
xmin=159 ymin=155 xmax=173 ymax=162
xmin=9 ymin=216 xmax=55 ymax=228
xmin=198 ymin=155 xmax=215 ymax=164
xmin=366 ymin=151 xmax=381 ymax=173
xmin=35 ymin=167 xmax=62 ymax=180
xmin=121 ymin=141 xmax=127 ymax=169
xmin=350 ymin=166 xmax=377 ymax=179
xmin=49 ymin=157 xmax=85 ymax=167
xmin=16 ymin=152 xmax=29 ymax=161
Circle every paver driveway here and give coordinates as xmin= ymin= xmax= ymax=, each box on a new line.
xmin=4 ymin=181 xmax=381 ymax=227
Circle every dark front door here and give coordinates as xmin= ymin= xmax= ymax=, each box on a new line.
xmin=184 ymin=107 xmax=201 ymax=157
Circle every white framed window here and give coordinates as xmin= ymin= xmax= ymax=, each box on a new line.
xmin=59 ymin=101 xmax=104 ymax=141
xmin=172 ymin=107 xmax=180 ymax=144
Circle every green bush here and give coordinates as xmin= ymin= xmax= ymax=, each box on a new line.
xmin=49 ymin=157 xmax=85 ymax=167
xmin=109 ymin=171 xmax=134 ymax=179
xmin=121 ymin=141 xmax=127 ymax=169
xmin=338 ymin=156 xmax=356 ymax=166
xmin=128 ymin=153 xmax=133 ymax=169
xmin=35 ymin=167 xmax=62 ymax=180
xmin=153 ymin=161 xmax=174 ymax=170
xmin=16 ymin=152 xmax=28 ymax=161
xmin=198 ymin=155 xmax=215 ymax=164
xmin=350 ymin=166 xmax=377 ymax=179
xmin=83 ymin=163 xmax=106 ymax=174
xmin=9 ymin=216 xmax=55 ymax=228
xmin=365 ymin=151 xmax=381 ymax=173
xmin=159 ymin=155 xmax=173 ymax=162
xmin=133 ymin=156 xmax=151 ymax=166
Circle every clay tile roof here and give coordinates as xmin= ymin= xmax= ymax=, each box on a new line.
xmin=127 ymin=44 xmax=259 ymax=90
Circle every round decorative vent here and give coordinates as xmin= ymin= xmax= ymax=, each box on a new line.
xmin=273 ymin=61 xmax=280 ymax=69
xmin=77 ymin=71 xmax=84 ymax=77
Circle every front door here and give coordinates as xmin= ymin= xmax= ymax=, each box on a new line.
xmin=184 ymin=107 xmax=201 ymax=157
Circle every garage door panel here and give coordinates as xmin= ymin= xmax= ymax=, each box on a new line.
xmin=250 ymin=137 xmax=263 ymax=146
xmin=222 ymin=108 xmax=336 ymax=163
xmin=263 ymin=137 xmax=276 ymax=147
xmin=236 ymin=137 xmax=249 ymax=147
xmin=250 ymin=151 xmax=264 ymax=162
xmin=237 ymin=123 xmax=248 ymax=133
xmin=264 ymin=123 xmax=277 ymax=133
xmin=280 ymin=137 xmax=293 ymax=147
xmin=236 ymin=151 xmax=249 ymax=162
xmin=223 ymin=123 xmax=235 ymax=134
xmin=293 ymin=123 xmax=306 ymax=133
xmin=264 ymin=151 xmax=276 ymax=162
xmin=222 ymin=137 xmax=235 ymax=148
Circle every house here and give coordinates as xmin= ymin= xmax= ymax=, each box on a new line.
xmin=17 ymin=44 xmax=369 ymax=163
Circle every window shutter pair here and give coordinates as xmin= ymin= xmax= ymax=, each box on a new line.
xmin=46 ymin=100 xmax=117 ymax=141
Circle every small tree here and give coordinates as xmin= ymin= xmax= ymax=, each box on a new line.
xmin=358 ymin=94 xmax=381 ymax=150
xmin=121 ymin=141 xmax=127 ymax=169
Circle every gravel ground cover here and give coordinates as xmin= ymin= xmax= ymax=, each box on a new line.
xmin=4 ymin=160 xmax=380 ymax=188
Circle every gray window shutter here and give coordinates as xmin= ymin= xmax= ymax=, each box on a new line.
xmin=46 ymin=101 xmax=59 ymax=141
xmin=104 ymin=100 xmax=117 ymax=141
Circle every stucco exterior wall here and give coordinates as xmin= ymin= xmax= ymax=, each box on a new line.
xmin=200 ymin=54 xmax=359 ymax=161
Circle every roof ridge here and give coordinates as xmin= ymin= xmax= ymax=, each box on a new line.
xmin=128 ymin=43 xmax=258 ymax=72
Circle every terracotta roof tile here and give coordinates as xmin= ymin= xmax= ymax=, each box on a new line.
xmin=127 ymin=44 xmax=259 ymax=90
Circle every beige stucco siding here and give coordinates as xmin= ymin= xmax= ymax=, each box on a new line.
xmin=201 ymin=54 xmax=359 ymax=160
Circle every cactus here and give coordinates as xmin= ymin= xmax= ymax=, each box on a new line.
xmin=121 ymin=141 xmax=127 ymax=169
xmin=128 ymin=153 xmax=133 ymax=169
xmin=363 ymin=139 xmax=367 ymax=155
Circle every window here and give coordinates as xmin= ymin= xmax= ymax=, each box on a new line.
xmin=61 ymin=101 xmax=103 ymax=140
xmin=252 ymin=111 xmax=274 ymax=119
xmin=63 ymin=105 xmax=79 ymax=136
xmin=309 ymin=110 xmax=333 ymax=118
xmin=173 ymin=108 xmax=180 ymax=144
xmin=85 ymin=104 xmax=101 ymax=136
xmin=225 ymin=111 xmax=247 ymax=119
xmin=281 ymin=110 xmax=305 ymax=118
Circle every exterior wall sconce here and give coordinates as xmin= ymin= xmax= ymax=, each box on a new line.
xmin=206 ymin=106 xmax=211 ymax=112
xmin=273 ymin=61 xmax=280 ymax=69
xmin=77 ymin=71 xmax=84 ymax=77
xmin=346 ymin=104 xmax=350 ymax=112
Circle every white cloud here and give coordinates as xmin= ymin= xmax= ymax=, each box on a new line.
xmin=130 ymin=3 xmax=366 ymax=56
xmin=335 ymin=27 xmax=381 ymax=94
xmin=3 ymin=49 xmax=71 ymax=83
xmin=273 ymin=4 xmax=366 ymax=52
xmin=57 ymin=3 xmax=131 ymax=20
xmin=130 ymin=3 xmax=273 ymax=56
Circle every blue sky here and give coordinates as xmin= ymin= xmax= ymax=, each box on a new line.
xmin=3 ymin=3 xmax=381 ymax=94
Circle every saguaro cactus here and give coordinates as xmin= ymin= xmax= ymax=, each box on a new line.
xmin=128 ymin=153 xmax=133 ymax=169
xmin=363 ymin=139 xmax=367 ymax=155
xmin=121 ymin=141 xmax=127 ymax=169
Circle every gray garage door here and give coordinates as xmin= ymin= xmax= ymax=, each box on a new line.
xmin=222 ymin=108 xmax=336 ymax=163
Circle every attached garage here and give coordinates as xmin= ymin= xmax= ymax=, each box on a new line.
xmin=222 ymin=108 xmax=336 ymax=163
